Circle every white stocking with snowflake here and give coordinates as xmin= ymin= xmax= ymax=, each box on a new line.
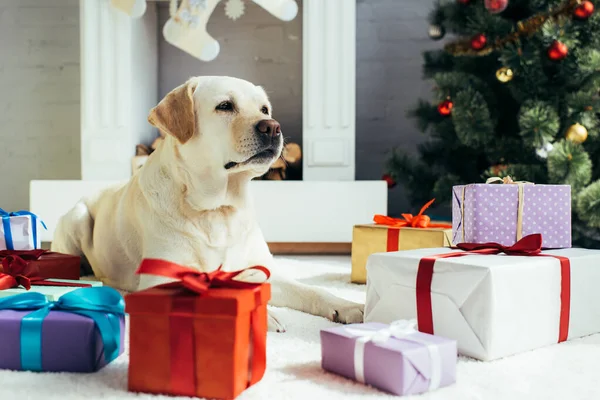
xmin=163 ymin=0 xmax=221 ymax=61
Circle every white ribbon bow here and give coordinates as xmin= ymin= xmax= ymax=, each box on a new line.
xmin=345 ymin=319 xmax=442 ymax=391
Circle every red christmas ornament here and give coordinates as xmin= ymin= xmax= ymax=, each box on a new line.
xmin=547 ymin=40 xmax=568 ymax=61
xmin=484 ymin=0 xmax=508 ymax=14
xmin=574 ymin=1 xmax=594 ymax=19
xmin=437 ymin=99 xmax=454 ymax=116
xmin=471 ymin=34 xmax=487 ymax=50
xmin=382 ymin=174 xmax=396 ymax=189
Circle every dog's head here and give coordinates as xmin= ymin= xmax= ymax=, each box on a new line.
xmin=148 ymin=76 xmax=283 ymax=178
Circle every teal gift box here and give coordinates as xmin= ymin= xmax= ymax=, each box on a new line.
xmin=0 ymin=287 xmax=125 ymax=372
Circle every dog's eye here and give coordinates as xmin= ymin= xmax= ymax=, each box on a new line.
xmin=261 ymin=106 xmax=269 ymax=115
xmin=216 ymin=101 xmax=234 ymax=111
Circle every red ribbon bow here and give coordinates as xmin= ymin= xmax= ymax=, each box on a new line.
xmin=373 ymin=199 xmax=452 ymax=229
xmin=135 ymin=259 xmax=271 ymax=293
xmin=0 ymin=250 xmax=90 ymax=291
xmin=455 ymin=232 xmax=542 ymax=255
xmin=416 ymin=233 xmax=570 ymax=343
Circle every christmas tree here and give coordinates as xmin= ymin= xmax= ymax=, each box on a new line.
xmin=387 ymin=0 xmax=600 ymax=248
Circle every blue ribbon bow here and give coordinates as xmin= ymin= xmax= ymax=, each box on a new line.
xmin=0 ymin=208 xmax=47 ymax=250
xmin=0 ymin=287 xmax=125 ymax=371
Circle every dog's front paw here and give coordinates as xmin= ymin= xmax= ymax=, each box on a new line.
xmin=330 ymin=301 xmax=364 ymax=324
xmin=267 ymin=308 xmax=286 ymax=333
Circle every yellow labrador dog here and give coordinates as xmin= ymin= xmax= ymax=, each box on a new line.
xmin=52 ymin=76 xmax=363 ymax=331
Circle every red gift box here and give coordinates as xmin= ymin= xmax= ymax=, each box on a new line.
xmin=0 ymin=250 xmax=80 ymax=281
xmin=126 ymin=259 xmax=270 ymax=400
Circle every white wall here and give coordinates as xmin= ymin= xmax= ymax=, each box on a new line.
xmin=0 ymin=0 xmax=81 ymax=211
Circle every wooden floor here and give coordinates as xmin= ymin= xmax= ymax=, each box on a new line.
xmin=44 ymin=242 xmax=352 ymax=255
xmin=267 ymin=242 xmax=351 ymax=255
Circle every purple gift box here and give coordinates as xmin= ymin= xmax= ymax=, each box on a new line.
xmin=0 ymin=310 xmax=125 ymax=372
xmin=320 ymin=322 xmax=456 ymax=396
xmin=452 ymin=183 xmax=571 ymax=248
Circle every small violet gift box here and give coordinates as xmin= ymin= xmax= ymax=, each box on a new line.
xmin=0 ymin=209 xmax=46 ymax=251
xmin=0 ymin=287 xmax=125 ymax=372
xmin=320 ymin=320 xmax=456 ymax=396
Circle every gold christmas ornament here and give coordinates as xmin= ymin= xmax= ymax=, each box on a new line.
xmin=496 ymin=67 xmax=514 ymax=82
xmin=565 ymin=123 xmax=588 ymax=144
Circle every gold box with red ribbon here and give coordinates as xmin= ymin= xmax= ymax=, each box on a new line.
xmin=364 ymin=234 xmax=600 ymax=361
xmin=125 ymin=260 xmax=270 ymax=400
xmin=351 ymin=200 xmax=452 ymax=284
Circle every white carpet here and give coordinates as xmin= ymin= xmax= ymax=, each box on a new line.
xmin=1 ymin=255 xmax=599 ymax=400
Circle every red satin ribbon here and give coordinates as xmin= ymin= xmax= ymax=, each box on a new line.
xmin=0 ymin=251 xmax=90 ymax=290
xmin=135 ymin=259 xmax=270 ymax=397
xmin=374 ymin=199 xmax=452 ymax=252
xmin=416 ymin=234 xmax=571 ymax=343
xmin=374 ymin=199 xmax=453 ymax=229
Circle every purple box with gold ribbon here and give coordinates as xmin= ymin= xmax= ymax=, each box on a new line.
xmin=0 ymin=287 xmax=125 ymax=372
xmin=452 ymin=179 xmax=571 ymax=248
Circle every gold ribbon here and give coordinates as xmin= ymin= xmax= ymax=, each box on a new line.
xmin=460 ymin=176 xmax=534 ymax=243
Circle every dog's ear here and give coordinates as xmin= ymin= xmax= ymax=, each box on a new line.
xmin=148 ymin=80 xmax=198 ymax=144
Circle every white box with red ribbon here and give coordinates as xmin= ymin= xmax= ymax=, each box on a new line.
xmin=364 ymin=234 xmax=600 ymax=361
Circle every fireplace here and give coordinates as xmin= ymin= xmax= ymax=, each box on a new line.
xmin=30 ymin=0 xmax=387 ymax=250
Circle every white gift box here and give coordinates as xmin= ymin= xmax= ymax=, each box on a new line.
xmin=364 ymin=246 xmax=600 ymax=361
xmin=0 ymin=214 xmax=43 ymax=250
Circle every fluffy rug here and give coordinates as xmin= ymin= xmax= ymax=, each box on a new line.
xmin=0 ymin=255 xmax=598 ymax=400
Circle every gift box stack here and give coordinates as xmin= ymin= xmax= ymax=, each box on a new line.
xmin=0 ymin=209 xmax=126 ymax=373
xmin=324 ymin=199 xmax=459 ymax=396
xmin=0 ymin=207 xmax=271 ymax=399
xmin=358 ymin=177 xmax=600 ymax=363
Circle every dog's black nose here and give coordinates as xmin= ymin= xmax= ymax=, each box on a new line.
xmin=255 ymin=119 xmax=281 ymax=137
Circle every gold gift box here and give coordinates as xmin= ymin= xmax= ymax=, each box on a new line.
xmin=351 ymin=224 xmax=452 ymax=284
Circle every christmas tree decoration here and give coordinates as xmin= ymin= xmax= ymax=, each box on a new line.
xmin=470 ymin=34 xmax=487 ymax=50
xmin=110 ymin=0 xmax=147 ymax=17
xmin=574 ymin=1 xmax=595 ymax=19
xmin=437 ymin=99 xmax=454 ymax=116
xmin=225 ymin=0 xmax=245 ymax=20
xmin=535 ymin=142 xmax=554 ymax=159
xmin=495 ymin=67 xmax=513 ymax=83
xmin=484 ymin=0 xmax=508 ymax=14
xmin=444 ymin=0 xmax=587 ymax=57
xmin=565 ymin=123 xmax=589 ymax=144
xmin=428 ymin=24 xmax=446 ymax=40
xmin=382 ymin=174 xmax=397 ymax=189
xmin=547 ymin=40 xmax=568 ymax=61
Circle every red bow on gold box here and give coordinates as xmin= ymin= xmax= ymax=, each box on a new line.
xmin=351 ymin=199 xmax=453 ymax=284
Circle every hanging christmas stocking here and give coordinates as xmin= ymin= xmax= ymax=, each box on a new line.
xmin=163 ymin=0 xmax=221 ymax=61
xmin=252 ymin=0 xmax=298 ymax=21
xmin=110 ymin=0 xmax=147 ymax=18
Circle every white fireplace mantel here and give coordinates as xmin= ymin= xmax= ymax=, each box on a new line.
xmin=30 ymin=0 xmax=387 ymax=247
